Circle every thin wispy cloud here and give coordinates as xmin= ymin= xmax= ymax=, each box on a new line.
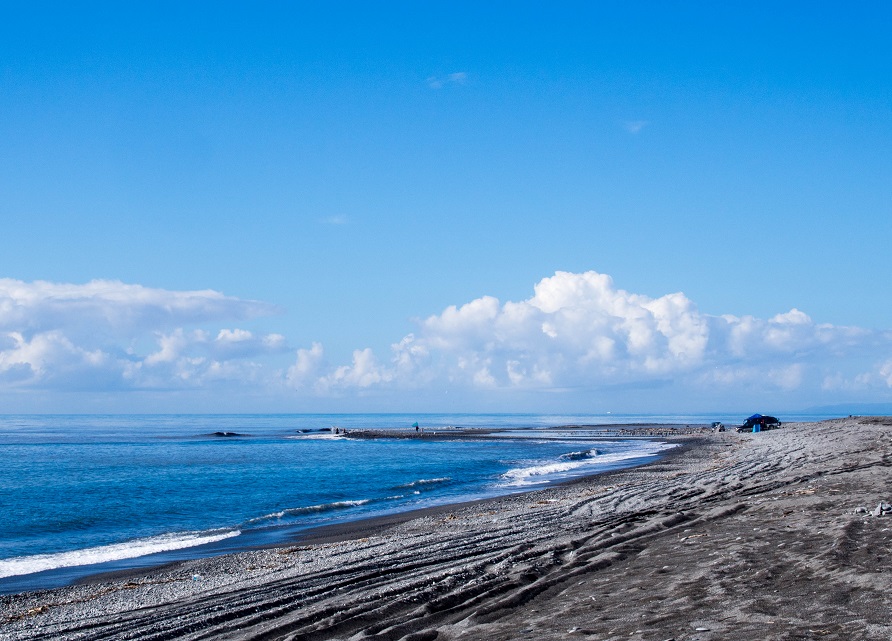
xmin=623 ymin=120 xmax=649 ymax=134
xmin=427 ymin=72 xmax=468 ymax=89
xmin=0 ymin=279 xmax=278 ymax=336
xmin=319 ymin=215 xmax=349 ymax=226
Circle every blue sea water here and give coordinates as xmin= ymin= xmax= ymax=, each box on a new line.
xmin=0 ymin=412 xmax=832 ymax=593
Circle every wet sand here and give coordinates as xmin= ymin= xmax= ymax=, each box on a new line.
xmin=2 ymin=417 xmax=891 ymax=640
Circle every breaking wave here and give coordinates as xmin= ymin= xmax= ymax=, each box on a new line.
xmin=394 ymin=477 xmax=452 ymax=489
xmin=0 ymin=529 xmax=241 ymax=579
xmin=246 ymin=500 xmax=372 ymax=525
xmin=500 ymin=442 xmax=675 ymax=487
xmin=558 ymin=449 xmax=599 ymax=461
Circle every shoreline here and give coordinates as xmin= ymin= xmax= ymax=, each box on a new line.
xmin=3 ymin=418 xmax=890 ymax=640
xmin=0 ymin=433 xmax=697 ymax=596
xmin=0 ymin=425 xmax=689 ymax=596
xmin=285 ymin=435 xmax=703 ymax=547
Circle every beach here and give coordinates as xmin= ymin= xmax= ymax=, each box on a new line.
xmin=2 ymin=417 xmax=890 ymax=641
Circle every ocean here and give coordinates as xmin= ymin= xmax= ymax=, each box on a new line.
xmin=0 ymin=412 xmax=829 ymax=594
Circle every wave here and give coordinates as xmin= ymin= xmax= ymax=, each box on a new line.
xmin=0 ymin=529 xmax=240 ymax=580
xmin=246 ymin=499 xmax=372 ymax=525
xmin=558 ymin=449 xmax=599 ymax=461
xmin=284 ymin=433 xmax=343 ymax=440
xmin=394 ymin=477 xmax=452 ymax=489
xmin=500 ymin=442 xmax=675 ymax=487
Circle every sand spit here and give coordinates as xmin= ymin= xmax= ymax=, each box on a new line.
xmin=340 ymin=423 xmax=719 ymax=440
xmin=2 ymin=418 xmax=891 ymax=640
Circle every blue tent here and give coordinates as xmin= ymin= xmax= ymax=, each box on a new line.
xmin=739 ymin=414 xmax=781 ymax=432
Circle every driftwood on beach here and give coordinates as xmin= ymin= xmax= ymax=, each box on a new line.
xmin=2 ymin=418 xmax=891 ymax=640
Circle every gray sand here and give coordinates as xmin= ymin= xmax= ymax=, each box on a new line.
xmin=2 ymin=417 xmax=891 ymax=640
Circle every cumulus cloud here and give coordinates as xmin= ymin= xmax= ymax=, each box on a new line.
xmin=396 ymin=271 xmax=715 ymax=387
xmin=0 ymin=330 xmax=109 ymax=387
xmin=284 ymin=270 xmax=892 ymax=403
xmin=127 ymin=326 xmax=290 ymax=389
xmin=4 ymin=272 xmax=892 ymax=407
xmin=0 ymin=279 xmax=286 ymax=391
xmin=321 ymin=348 xmax=393 ymax=390
xmin=286 ymin=342 xmax=325 ymax=389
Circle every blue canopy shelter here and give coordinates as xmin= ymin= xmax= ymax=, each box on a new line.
xmin=739 ymin=414 xmax=781 ymax=432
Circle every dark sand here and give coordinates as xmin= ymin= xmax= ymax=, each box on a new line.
xmin=2 ymin=418 xmax=891 ymax=640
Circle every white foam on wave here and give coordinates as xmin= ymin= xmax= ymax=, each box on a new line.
xmin=284 ymin=433 xmax=343 ymax=440
xmin=395 ymin=477 xmax=451 ymax=489
xmin=0 ymin=529 xmax=241 ymax=579
xmin=500 ymin=442 xmax=676 ymax=487
xmin=558 ymin=449 xmax=598 ymax=461
xmin=246 ymin=499 xmax=372 ymax=525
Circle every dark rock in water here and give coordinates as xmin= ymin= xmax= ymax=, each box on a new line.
xmin=210 ymin=431 xmax=245 ymax=438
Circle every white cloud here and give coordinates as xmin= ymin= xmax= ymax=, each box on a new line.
xmin=284 ymin=270 xmax=892 ymax=404
xmin=286 ymin=342 xmax=325 ymax=389
xmin=319 ymin=348 xmax=393 ymax=391
xmin=623 ymin=120 xmax=649 ymax=134
xmin=3 ymin=272 xmax=892 ymax=408
xmin=879 ymin=360 xmax=892 ymax=386
xmin=404 ymin=271 xmax=713 ymax=386
xmin=217 ymin=328 xmax=253 ymax=343
xmin=0 ymin=330 xmax=109 ymax=386
xmin=427 ymin=71 xmax=468 ymax=89
xmin=128 ymin=326 xmax=289 ymax=388
xmin=0 ymin=279 xmax=285 ymax=392
xmin=213 ymin=329 xmax=287 ymax=358
xmin=825 ymin=357 xmax=892 ymax=392
xmin=0 ymin=278 xmax=278 ymax=336
xmin=145 ymin=329 xmax=204 ymax=366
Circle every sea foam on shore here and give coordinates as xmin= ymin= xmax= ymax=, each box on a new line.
xmin=0 ymin=529 xmax=241 ymax=580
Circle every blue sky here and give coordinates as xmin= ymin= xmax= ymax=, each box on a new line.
xmin=1 ymin=1 xmax=890 ymax=414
